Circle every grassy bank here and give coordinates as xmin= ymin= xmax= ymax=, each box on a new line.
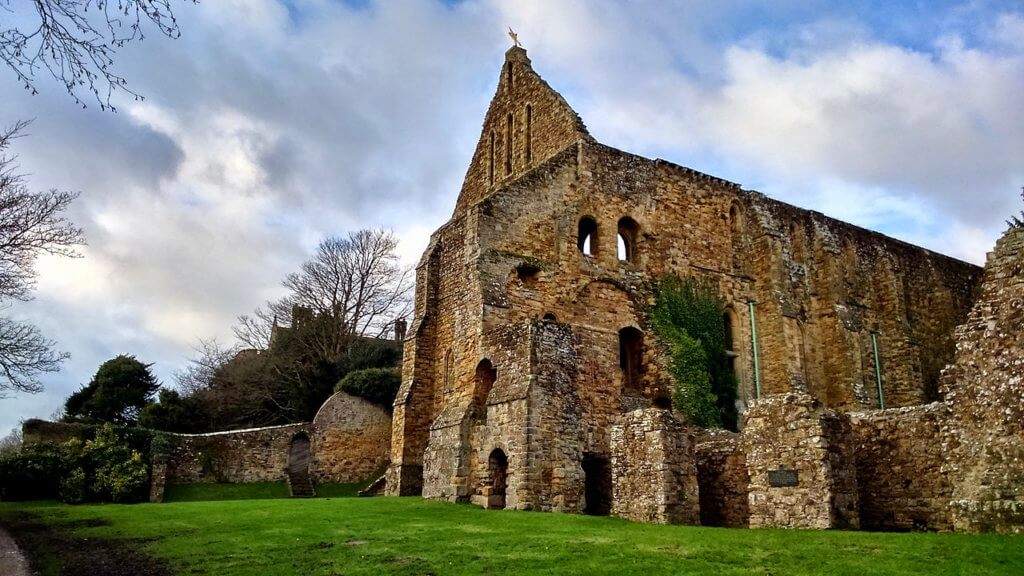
xmin=1 ymin=498 xmax=1022 ymax=575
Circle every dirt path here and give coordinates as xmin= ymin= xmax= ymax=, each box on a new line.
xmin=0 ymin=524 xmax=31 ymax=576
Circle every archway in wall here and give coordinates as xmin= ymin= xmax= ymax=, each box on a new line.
xmin=289 ymin=433 xmax=311 ymax=475
xmin=288 ymin=433 xmax=313 ymax=497
xmin=617 ymin=217 xmax=639 ymax=263
xmin=578 ymin=216 xmax=598 ymax=256
xmin=487 ymin=449 xmax=508 ymax=510
xmin=582 ymin=453 xmax=612 ymax=515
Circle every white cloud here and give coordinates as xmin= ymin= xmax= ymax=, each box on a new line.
xmin=1 ymin=1 xmax=1021 ymax=430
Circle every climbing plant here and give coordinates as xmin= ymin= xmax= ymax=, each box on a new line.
xmin=649 ymin=275 xmax=738 ymax=430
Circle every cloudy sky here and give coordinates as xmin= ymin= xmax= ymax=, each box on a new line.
xmin=1 ymin=0 xmax=1022 ymax=433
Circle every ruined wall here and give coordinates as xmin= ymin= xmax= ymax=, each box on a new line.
xmin=849 ymin=404 xmax=954 ymax=531
xmin=744 ymin=394 xmax=858 ymax=529
xmin=695 ymin=431 xmax=750 ymax=527
xmin=611 ymin=409 xmax=699 ymax=524
xmin=165 ymin=423 xmax=309 ymax=484
xmin=943 ymin=227 xmax=1024 ymax=533
xmin=310 ymin=392 xmax=391 ymax=484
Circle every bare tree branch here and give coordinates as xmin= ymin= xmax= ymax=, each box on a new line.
xmin=0 ymin=120 xmax=84 ymax=395
xmin=1 ymin=0 xmax=196 ymax=111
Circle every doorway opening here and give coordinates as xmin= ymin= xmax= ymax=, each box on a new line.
xmin=582 ymin=454 xmax=612 ymax=515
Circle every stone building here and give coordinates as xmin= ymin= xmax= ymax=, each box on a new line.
xmin=385 ymin=46 xmax=1021 ymax=532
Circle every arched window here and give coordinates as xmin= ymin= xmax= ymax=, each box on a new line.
xmin=617 ymin=217 xmax=639 ymax=262
xmin=525 ymin=105 xmax=533 ymax=165
xmin=488 ymin=131 xmax=495 ymax=186
xmin=729 ymin=203 xmax=743 ymax=235
xmin=506 ymin=61 xmax=513 ymax=90
xmin=542 ymin=312 xmax=557 ymax=321
xmin=619 ymin=327 xmax=644 ymax=394
xmin=505 ymin=114 xmax=513 ymax=176
xmin=472 ymin=359 xmax=496 ymax=421
xmin=578 ymin=216 xmax=598 ymax=257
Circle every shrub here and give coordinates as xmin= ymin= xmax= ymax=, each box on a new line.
xmin=649 ymin=275 xmax=738 ymax=430
xmin=0 ymin=424 xmax=151 ymax=503
xmin=336 ymin=368 xmax=402 ymax=409
xmin=87 ymin=425 xmax=149 ymax=502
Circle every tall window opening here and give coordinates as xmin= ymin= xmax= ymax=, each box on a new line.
xmin=505 ymin=114 xmax=514 ymax=176
xmin=525 ymin=105 xmax=533 ymax=165
xmin=506 ymin=61 xmax=513 ymax=90
xmin=723 ymin=308 xmax=739 ymax=376
xmin=617 ymin=217 xmax=639 ymax=262
xmin=578 ymin=216 xmax=598 ymax=257
xmin=472 ymin=359 xmax=496 ymax=421
xmin=443 ymin=349 xmax=454 ymax=394
xmin=619 ymin=327 xmax=644 ymax=394
xmin=487 ymin=449 xmax=508 ymax=509
xmin=729 ymin=203 xmax=743 ymax=235
xmin=488 ymin=131 xmax=495 ymax=186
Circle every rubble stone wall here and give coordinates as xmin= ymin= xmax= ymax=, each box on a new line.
xmin=611 ymin=409 xmax=699 ymax=524
xmin=744 ymin=394 xmax=859 ymax=529
xmin=310 ymin=392 xmax=392 ymax=484
xmin=943 ymin=227 xmax=1024 ymax=533
xmin=695 ymin=431 xmax=750 ymax=527
xmin=849 ymin=404 xmax=954 ymax=531
xmin=165 ymin=423 xmax=309 ymax=484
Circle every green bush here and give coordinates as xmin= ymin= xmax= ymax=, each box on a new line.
xmin=88 ymin=425 xmax=149 ymax=502
xmin=336 ymin=368 xmax=401 ymax=409
xmin=0 ymin=424 xmax=151 ymax=503
xmin=649 ymin=275 xmax=738 ymax=430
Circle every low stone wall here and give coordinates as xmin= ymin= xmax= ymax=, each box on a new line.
xmin=165 ymin=423 xmax=310 ymax=484
xmin=695 ymin=430 xmax=750 ymax=527
xmin=849 ymin=404 xmax=954 ymax=531
xmin=610 ymin=409 xmax=699 ymax=524
xmin=744 ymin=394 xmax=858 ymax=529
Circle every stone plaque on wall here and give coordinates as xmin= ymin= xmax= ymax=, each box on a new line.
xmin=768 ymin=468 xmax=799 ymax=487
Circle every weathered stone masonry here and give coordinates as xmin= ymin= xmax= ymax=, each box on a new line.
xmin=384 ymin=45 xmax=1024 ymax=533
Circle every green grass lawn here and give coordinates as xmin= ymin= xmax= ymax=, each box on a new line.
xmin=1 ymin=497 xmax=1022 ymax=576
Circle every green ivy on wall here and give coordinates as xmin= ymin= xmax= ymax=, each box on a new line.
xmin=649 ymin=275 xmax=738 ymax=430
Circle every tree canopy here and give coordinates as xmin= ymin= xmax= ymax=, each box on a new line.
xmin=64 ymin=354 xmax=160 ymax=425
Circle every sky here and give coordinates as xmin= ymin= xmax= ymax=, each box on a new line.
xmin=1 ymin=0 xmax=1022 ymax=434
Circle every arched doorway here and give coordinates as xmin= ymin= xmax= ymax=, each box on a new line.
xmin=487 ymin=449 xmax=508 ymax=509
xmin=288 ymin=433 xmax=313 ymax=497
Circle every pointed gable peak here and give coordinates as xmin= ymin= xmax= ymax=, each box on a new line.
xmin=453 ymin=47 xmax=591 ymax=214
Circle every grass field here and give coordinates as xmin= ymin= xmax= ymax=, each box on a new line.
xmin=1 ymin=495 xmax=1023 ymax=575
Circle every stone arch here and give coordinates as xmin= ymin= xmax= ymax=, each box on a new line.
xmin=487 ymin=448 xmax=509 ymax=509
xmin=728 ymin=202 xmax=744 ymax=235
xmin=578 ymin=216 xmax=598 ymax=257
xmin=288 ymin=432 xmax=311 ymax=475
xmin=617 ymin=216 xmax=640 ymax=263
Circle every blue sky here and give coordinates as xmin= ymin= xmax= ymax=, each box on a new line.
xmin=0 ymin=0 xmax=1021 ymax=434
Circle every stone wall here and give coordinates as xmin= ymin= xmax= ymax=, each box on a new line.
xmin=695 ymin=431 xmax=750 ymax=527
xmin=849 ymin=404 xmax=954 ymax=531
xmin=942 ymin=227 xmax=1024 ymax=533
xmin=610 ymin=408 xmax=699 ymax=524
xmin=164 ymin=423 xmax=310 ymax=484
xmin=744 ymin=394 xmax=858 ymax=529
xmin=310 ymin=392 xmax=392 ymax=484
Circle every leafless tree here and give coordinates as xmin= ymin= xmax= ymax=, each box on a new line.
xmin=235 ymin=229 xmax=413 ymax=359
xmin=1 ymin=0 xmax=196 ymax=111
xmin=0 ymin=423 xmax=22 ymax=455
xmin=173 ymin=337 xmax=238 ymax=396
xmin=0 ymin=120 xmax=85 ymax=396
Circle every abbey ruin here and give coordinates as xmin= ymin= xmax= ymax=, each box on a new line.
xmin=22 ymin=46 xmax=1022 ymax=534
xmin=384 ymin=46 xmax=1023 ymax=532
